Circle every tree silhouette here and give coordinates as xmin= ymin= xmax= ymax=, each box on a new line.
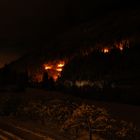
xmin=42 ymin=71 xmax=49 ymax=88
xmin=48 ymin=77 xmax=55 ymax=90
xmin=0 ymin=64 xmax=18 ymax=85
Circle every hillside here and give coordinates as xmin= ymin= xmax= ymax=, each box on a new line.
xmin=3 ymin=8 xmax=140 ymax=83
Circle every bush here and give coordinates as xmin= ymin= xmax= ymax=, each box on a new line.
xmin=62 ymin=104 xmax=139 ymax=140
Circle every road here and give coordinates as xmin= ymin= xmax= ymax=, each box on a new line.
xmin=0 ymin=121 xmax=54 ymax=140
xmin=0 ymin=128 xmax=24 ymax=140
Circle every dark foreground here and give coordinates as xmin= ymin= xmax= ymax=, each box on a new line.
xmin=0 ymin=88 xmax=140 ymax=140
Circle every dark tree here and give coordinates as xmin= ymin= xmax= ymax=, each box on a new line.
xmin=48 ymin=77 xmax=55 ymax=90
xmin=42 ymin=71 xmax=49 ymax=89
xmin=17 ymin=71 xmax=29 ymax=91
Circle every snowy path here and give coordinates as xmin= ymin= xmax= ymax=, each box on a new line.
xmin=0 ymin=121 xmax=54 ymax=140
xmin=0 ymin=128 xmax=24 ymax=140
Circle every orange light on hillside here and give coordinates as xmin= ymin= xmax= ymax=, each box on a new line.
xmin=44 ymin=60 xmax=65 ymax=81
xmin=56 ymin=68 xmax=63 ymax=72
xmin=119 ymin=46 xmax=123 ymax=51
xmin=103 ymin=48 xmax=109 ymax=53
xmin=57 ymin=61 xmax=65 ymax=67
xmin=53 ymin=75 xmax=59 ymax=81
xmin=118 ymin=43 xmax=124 ymax=51
xmin=44 ymin=65 xmax=52 ymax=70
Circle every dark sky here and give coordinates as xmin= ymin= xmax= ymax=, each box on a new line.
xmin=0 ymin=0 xmax=136 ymax=67
xmin=0 ymin=0 xmax=63 ymax=67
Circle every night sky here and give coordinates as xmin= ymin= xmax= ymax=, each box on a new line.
xmin=0 ymin=0 xmax=137 ymax=67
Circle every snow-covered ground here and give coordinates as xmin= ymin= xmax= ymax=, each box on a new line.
xmin=0 ymin=88 xmax=140 ymax=140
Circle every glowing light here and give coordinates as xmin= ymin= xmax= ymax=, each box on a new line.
xmin=103 ymin=48 xmax=109 ymax=53
xmin=44 ymin=65 xmax=52 ymax=70
xmin=119 ymin=46 xmax=123 ymax=51
xmin=115 ymin=42 xmax=124 ymax=51
xmin=44 ymin=60 xmax=65 ymax=81
xmin=57 ymin=61 xmax=65 ymax=67
xmin=53 ymin=75 xmax=59 ymax=81
xmin=56 ymin=68 xmax=63 ymax=72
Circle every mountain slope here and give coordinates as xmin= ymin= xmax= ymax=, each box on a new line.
xmin=4 ymin=8 xmax=140 ymax=82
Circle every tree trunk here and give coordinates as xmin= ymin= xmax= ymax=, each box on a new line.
xmin=89 ymin=127 xmax=92 ymax=140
